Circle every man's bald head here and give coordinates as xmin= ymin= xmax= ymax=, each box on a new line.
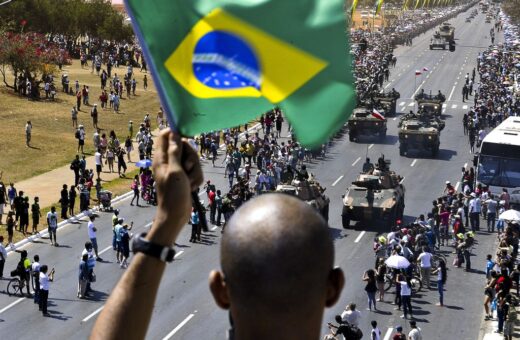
xmin=220 ymin=193 xmax=335 ymax=315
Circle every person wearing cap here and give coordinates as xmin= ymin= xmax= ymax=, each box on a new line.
xmin=392 ymin=325 xmax=406 ymax=340
xmin=409 ymin=320 xmax=423 ymax=339
xmin=114 ymin=218 xmax=124 ymax=264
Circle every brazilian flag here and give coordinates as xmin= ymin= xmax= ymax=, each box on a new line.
xmin=124 ymin=0 xmax=355 ymax=148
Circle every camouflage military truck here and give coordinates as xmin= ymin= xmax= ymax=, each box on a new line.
xmin=414 ymin=92 xmax=445 ymax=117
xmin=276 ymin=177 xmax=330 ymax=222
xmin=430 ymin=37 xmax=448 ymax=50
xmin=439 ymin=22 xmax=455 ymax=41
xmin=341 ymin=157 xmax=405 ymax=230
xmin=398 ymin=112 xmax=445 ymax=157
xmin=372 ymin=90 xmax=400 ymax=117
xmin=348 ymin=107 xmax=387 ymax=142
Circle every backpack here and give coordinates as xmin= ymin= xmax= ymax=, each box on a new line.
xmin=75 ymin=129 xmax=80 ymax=139
xmin=346 ymin=324 xmax=363 ymax=340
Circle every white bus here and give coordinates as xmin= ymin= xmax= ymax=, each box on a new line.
xmin=475 ymin=117 xmax=520 ymax=189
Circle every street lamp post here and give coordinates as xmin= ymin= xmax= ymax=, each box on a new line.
xmin=0 ymin=0 xmax=13 ymax=6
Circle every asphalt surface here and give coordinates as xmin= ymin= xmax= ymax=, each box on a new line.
xmin=0 ymin=6 xmax=501 ymax=340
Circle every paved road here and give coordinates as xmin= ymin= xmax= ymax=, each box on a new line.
xmin=0 ymin=6 xmax=499 ymax=340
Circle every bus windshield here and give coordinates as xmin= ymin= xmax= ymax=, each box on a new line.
xmin=477 ymin=155 xmax=520 ymax=187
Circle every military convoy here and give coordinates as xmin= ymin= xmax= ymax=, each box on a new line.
xmin=439 ymin=22 xmax=455 ymax=41
xmin=372 ymin=90 xmax=400 ymax=117
xmin=415 ymin=91 xmax=445 ymax=117
xmin=430 ymin=37 xmax=448 ymax=50
xmin=275 ymin=177 xmax=330 ymax=222
xmin=341 ymin=156 xmax=405 ymax=230
xmin=348 ymin=106 xmax=387 ymax=142
xmin=398 ymin=110 xmax=445 ymax=157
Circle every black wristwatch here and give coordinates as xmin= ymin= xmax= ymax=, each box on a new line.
xmin=132 ymin=232 xmax=176 ymax=262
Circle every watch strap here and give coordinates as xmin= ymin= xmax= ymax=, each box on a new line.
xmin=132 ymin=232 xmax=175 ymax=262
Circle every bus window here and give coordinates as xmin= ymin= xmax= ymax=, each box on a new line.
xmin=477 ymin=156 xmax=520 ymax=187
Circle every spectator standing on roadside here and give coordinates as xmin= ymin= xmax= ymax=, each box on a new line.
xmin=32 ymin=255 xmax=41 ymax=304
xmin=143 ymin=74 xmax=148 ymax=90
xmin=95 ymin=149 xmax=103 ymax=180
xmin=77 ymin=125 xmax=86 ymax=154
xmin=91 ymin=104 xmax=99 ymax=129
xmin=71 ymin=106 xmax=78 ymax=128
xmin=88 ymin=216 xmax=102 ymax=261
xmin=19 ymin=197 xmax=30 ymax=235
xmin=7 ymin=183 xmax=16 ymax=208
xmin=78 ymin=254 xmax=89 ymax=299
xmin=392 ymin=326 xmax=406 ymax=340
xmin=31 ymin=197 xmax=41 ymax=235
xmin=114 ymin=218 xmax=124 ymax=264
xmin=6 ymin=211 xmax=15 ymax=246
xmin=25 ymin=121 xmax=32 ymax=147
xmin=39 ymin=265 xmax=55 ymax=316
xmin=68 ymin=185 xmax=76 ymax=217
xmin=341 ymin=303 xmax=361 ymax=327
xmin=408 ymin=320 xmax=422 ymax=340
xmin=60 ymin=184 xmax=69 ymax=220
xmin=46 ymin=207 xmax=58 ymax=246
xmin=119 ymin=223 xmax=133 ymax=268
xmin=130 ymin=175 xmax=140 ymax=206
xmin=0 ymin=236 xmax=6 ymax=278
xmin=417 ymin=247 xmax=432 ymax=289
xmin=215 ymin=190 xmax=223 ymax=226
xmin=0 ymin=181 xmax=6 ymax=225
xmin=70 ymin=155 xmax=81 ymax=186
xmin=370 ymin=320 xmax=381 ymax=340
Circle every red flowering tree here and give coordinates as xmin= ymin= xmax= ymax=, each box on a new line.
xmin=0 ymin=32 xmax=70 ymax=92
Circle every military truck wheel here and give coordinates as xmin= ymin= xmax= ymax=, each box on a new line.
xmin=399 ymin=144 xmax=406 ymax=156
xmin=349 ymin=132 xmax=355 ymax=142
xmin=429 ymin=45 xmax=433 ymax=50
xmin=322 ymin=204 xmax=330 ymax=222
xmin=386 ymin=209 xmax=397 ymax=230
xmin=431 ymin=144 xmax=439 ymax=157
xmin=342 ymin=213 xmax=350 ymax=229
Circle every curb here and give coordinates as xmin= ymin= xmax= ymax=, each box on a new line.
xmin=5 ymin=190 xmax=134 ymax=257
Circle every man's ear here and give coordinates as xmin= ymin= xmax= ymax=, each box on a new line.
xmin=209 ymin=270 xmax=230 ymax=310
xmin=325 ymin=267 xmax=345 ymax=308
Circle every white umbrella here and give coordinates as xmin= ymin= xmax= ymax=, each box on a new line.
xmin=385 ymin=255 xmax=410 ymax=269
xmin=499 ymin=209 xmax=520 ymax=222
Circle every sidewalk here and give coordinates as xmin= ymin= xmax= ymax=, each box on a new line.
xmin=13 ymin=133 xmax=156 ymax=211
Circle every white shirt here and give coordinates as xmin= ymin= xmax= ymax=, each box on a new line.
xmin=25 ymin=124 xmax=32 ymax=134
xmin=371 ymin=327 xmax=381 ymax=340
xmin=408 ymin=328 xmax=422 ymax=340
xmin=40 ymin=272 xmax=50 ymax=291
xmin=95 ymin=152 xmax=102 ymax=166
xmin=32 ymin=261 xmax=41 ymax=273
xmin=469 ymin=198 xmax=481 ymax=213
xmin=88 ymin=221 xmax=96 ymax=239
xmin=400 ymin=281 xmax=412 ymax=296
xmin=341 ymin=309 xmax=361 ymax=327
xmin=47 ymin=211 xmax=58 ymax=228
xmin=79 ymin=129 xmax=85 ymax=141
xmin=417 ymin=252 xmax=432 ymax=268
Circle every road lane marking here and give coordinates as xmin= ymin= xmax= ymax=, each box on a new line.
xmin=455 ymin=181 xmax=461 ymax=191
xmin=383 ymin=328 xmax=394 ymax=340
xmin=393 ymin=117 xmax=397 ymax=121
xmin=352 ymin=157 xmax=361 ymax=166
xmin=462 ymin=105 xmax=468 ymax=110
xmin=332 ymin=175 xmax=344 ymax=187
xmin=174 ymin=250 xmax=184 ymax=259
xmin=354 ymin=231 xmax=366 ymax=243
xmin=98 ymin=245 xmax=113 ymax=256
xmin=368 ymin=144 xmax=374 ymax=149
xmin=411 ymin=159 xmax=417 ymax=167
xmin=163 ymin=313 xmax=195 ymax=340
xmin=399 ymin=102 xmax=405 ymax=106
xmin=408 ymin=102 xmax=414 ymax=107
xmin=82 ymin=306 xmax=104 ymax=322
xmin=0 ymin=298 xmax=24 ymax=315
xmin=442 ymin=104 xmax=447 ymax=108
xmin=448 ymin=85 xmax=456 ymax=101
xmin=451 ymin=104 xmax=458 ymax=109
xmin=464 ymin=162 xmax=468 ymax=168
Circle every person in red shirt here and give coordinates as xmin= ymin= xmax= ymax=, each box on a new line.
xmin=208 ymin=187 xmax=216 ymax=225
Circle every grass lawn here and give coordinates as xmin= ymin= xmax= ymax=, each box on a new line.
xmin=0 ymin=60 xmax=161 ymax=183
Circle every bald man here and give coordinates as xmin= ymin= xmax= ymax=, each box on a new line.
xmin=90 ymin=129 xmax=344 ymax=340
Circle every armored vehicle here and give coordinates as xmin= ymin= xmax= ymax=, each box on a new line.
xmin=398 ymin=112 xmax=445 ymax=157
xmin=348 ymin=107 xmax=387 ymax=142
xmin=414 ymin=92 xmax=445 ymax=117
xmin=430 ymin=37 xmax=448 ymax=50
xmin=276 ymin=178 xmax=330 ymax=221
xmin=439 ymin=22 xmax=455 ymax=41
xmin=341 ymin=157 xmax=405 ymax=230
xmin=372 ymin=90 xmax=400 ymax=117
